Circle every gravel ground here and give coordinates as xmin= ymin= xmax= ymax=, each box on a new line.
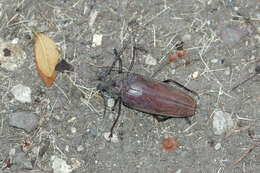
xmin=0 ymin=0 xmax=260 ymax=173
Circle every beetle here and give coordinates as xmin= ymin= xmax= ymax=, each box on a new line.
xmin=97 ymin=46 xmax=197 ymax=137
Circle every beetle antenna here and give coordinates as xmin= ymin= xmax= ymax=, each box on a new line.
xmin=109 ymin=97 xmax=122 ymax=138
xmin=99 ymin=91 xmax=107 ymax=119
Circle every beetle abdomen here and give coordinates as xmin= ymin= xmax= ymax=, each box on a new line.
xmin=121 ymin=74 xmax=196 ymax=117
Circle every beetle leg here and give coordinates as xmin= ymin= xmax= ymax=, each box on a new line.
xmin=103 ymin=49 xmax=123 ymax=77
xmin=153 ymin=115 xmax=172 ymax=122
xmin=184 ymin=117 xmax=192 ymax=124
xmin=111 ymin=98 xmax=119 ymax=111
xmin=100 ymin=92 xmax=107 ymax=118
xmin=127 ymin=35 xmax=137 ymax=73
xmin=127 ymin=45 xmax=136 ymax=73
xmin=113 ymin=49 xmax=123 ymax=74
xmin=163 ymin=79 xmax=198 ymax=96
xmin=109 ymin=97 xmax=122 ymax=138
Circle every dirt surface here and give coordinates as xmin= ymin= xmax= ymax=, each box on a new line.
xmin=0 ymin=0 xmax=260 ymax=172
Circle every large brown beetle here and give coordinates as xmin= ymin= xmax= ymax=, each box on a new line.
xmin=97 ymin=47 xmax=197 ymax=137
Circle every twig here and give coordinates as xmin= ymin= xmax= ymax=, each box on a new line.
xmin=225 ymin=125 xmax=251 ymax=138
xmin=232 ymin=73 xmax=259 ymax=91
xmin=143 ymin=7 xmax=169 ymax=26
xmin=235 ymin=143 xmax=256 ymax=165
xmin=183 ymin=121 xmax=197 ymax=133
xmin=153 ymin=24 xmax=156 ymax=48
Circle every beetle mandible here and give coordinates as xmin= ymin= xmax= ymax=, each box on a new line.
xmin=97 ymin=46 xmax=197 ymax=138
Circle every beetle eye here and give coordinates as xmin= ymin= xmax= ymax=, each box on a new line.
xmin=97 ymin=83 xmax=106 ymax=92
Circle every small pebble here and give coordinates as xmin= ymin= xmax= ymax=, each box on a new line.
xmin=221 ymin=26 xmax=246 ymax=46
xmin=245 ymin=40 xmax=248 ymax=46
xmin=71 ymin=127 xmax=77 ymax=134
xmin=67 ymin=117 xmax=76 ymax=123
xmin=233 ymin=6 xmax=239 ymax=11
xmin=224 ymin=68 xmax=230 ymax=75
xmin=108 ymin=113 xmax=115 ymax=120
xmin=212 ymin=110 xmax=234 ymax=135
xmin=215 ymin=143 xmax=222 ymax=150
xmin=13 ymin=152 xmax=33 ymax=170
xmin=171 ymin=69 xmax=176 ymax=75
xmin=107 ymin=98 xmax=115 ymax=108
xmin=89 ymin=127 xmax=97 ymax=137
xmin=255 ymin=34 xmax=260 ymax=44
xmin=65 ymin=145 xmax=69 ymax=152
xmin=226 ymin=1 xmax=233 ymax=8
xmin=192 ymin=71 xmax=199 ymax=79
xmin=103 ymin=132 xmax=119 ymax=143
xmin=11 ymin=38 xmax=19 ymax=44
xmin=162 ymin=137 xmax=179 ymax=152
xmin=71 ymin=158 xmax=81 ymax=169
xmin=0 ymin=39 xmax=26 ymax=71
xmin=11 ymin=84 xmax=32 ymax=103
xmin=250 ymin=55 xmax=256 ymax=61
xmin=9 ymin=148 xmax=16 ymax=156
xmin=235 ymin=66 xmax=240 ymax=71
xmin=52 ymin=156 xmax=72 ymax=173
xmin=77 ymin=145 xmax=84 ymax=152
xmin=176 ymin=169 xmax=182 ymax=173
xmin=9 ymin=111 xmax=38 ymax=132
xmin=92 ymin=34 xmax=103 ymax=47
xmin=144 ymin=54 xmax=157 ymax=66
xmin=211 ymin=59 xmax=218 ymax=63
xmin=54 ymin=114 xmax=65 ymax=121
xmin=182 ymin=34 xmax=191 ymax=42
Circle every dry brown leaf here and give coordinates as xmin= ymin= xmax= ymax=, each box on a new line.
xmin=33 ymin=31 xmax=59 ymax=77
xmin=35 ymin=59 xmax=56 ymax=88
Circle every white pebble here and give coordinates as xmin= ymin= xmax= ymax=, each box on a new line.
xmin=65 ymin=145 xmax=69 ymax=152
xmin=71 ymin=127 xmax=77 ymax=134
xmin=235 ymin=66 xmax=240 ymax=71
xmin=9 ymin=148 xmax=16 ymax=156
xmin=215 ymin=143 xmax=222 ymax=150
xmin=52 ymin=156 xmax=72 ymax=173
xmin=67 ymin=117 xmax=76 ymax=123
xmin=176 ymin=169 xmax=182 ymax=173
xmin=77 ymin=145 xmax=84 ymax=152
xmin=11 ymin=38 xmax=19 ymax=44
xmin=234 ymin=6 xmax=239 ymax=11
xmin=224 ymin=68 xmax=230 ymax=75
xmin=192 ymin=71 xmax=199 ymax=79
xmin=92 ymin=34 xmax=103 ymax=47
xmin=211 ymin=59 xmax=218 ymax=63
xmin=103 ymin=132 xmax=119 ymax=143
xmin=11 ymin=84 xmax=31 ymax=103
xmin=212 ymin=110 xmax=234 ymax=135
xmin=107 ymin=98 xmax=115 ymax=108
xmin=171 ymin=69 xmax=176 ymax=75
xmin=144 ymin=54 xmax=157 ymax=65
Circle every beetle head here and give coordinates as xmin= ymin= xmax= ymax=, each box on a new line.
xmin=96 ymin=82 xmax=107 ymax=93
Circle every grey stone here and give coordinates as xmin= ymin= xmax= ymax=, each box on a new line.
xmin=13 ymin=152 xmax=33 ymax=170
xmin=9 ymin=111 xmax=38 ymax=132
